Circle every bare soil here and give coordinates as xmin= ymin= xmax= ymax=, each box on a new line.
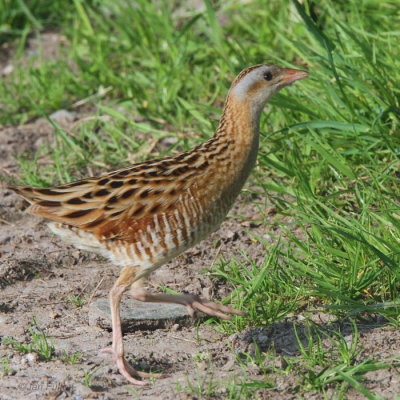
xmin=1 ymin=34 xmax=400 ymax=400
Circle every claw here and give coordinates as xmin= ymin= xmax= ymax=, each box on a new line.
xmin=101 ymin=345 xmax=166 ymax=382
xmin=115 ymin=356 xmax=148 ymax=386
xmin=189 ymin=296 xmax=246 ymax=320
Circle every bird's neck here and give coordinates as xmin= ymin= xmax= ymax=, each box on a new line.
xmin=207 ymin=93 xmax=261 ymax=192
xmin=214 ymin=92 xmax=263 ymax=154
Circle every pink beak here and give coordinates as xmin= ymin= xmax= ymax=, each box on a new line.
xmin=280 ymin=68 xmax=309 ymax=85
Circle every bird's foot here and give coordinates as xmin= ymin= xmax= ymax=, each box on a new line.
xmin=115 ymin=354 xmax=148 ymax=385
xmin=129 ymin=287 xmax=246 ymax=320
xmin=182 ymin=294 xmax=246 ymax=320
xmin=100 ymin=347 xmax=166 ymax=384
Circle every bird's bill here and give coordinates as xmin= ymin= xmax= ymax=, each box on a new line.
xmin=280 ymin=68 xmax=309 ymax=85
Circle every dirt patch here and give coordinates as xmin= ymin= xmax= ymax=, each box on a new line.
xmin=0 ymin=32 xmax=70 ymax=77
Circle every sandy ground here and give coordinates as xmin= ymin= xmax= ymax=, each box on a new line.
xmin=1 ymin=33 xmax=400 ymax=400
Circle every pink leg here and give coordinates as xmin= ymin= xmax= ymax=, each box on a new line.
xmin=107 ymin=282 xmax=149 ymax=385
xmin=103 ymin=269 xmax=157 ymax=385
xmin=129 ymin=287 xmax=245 ymax=320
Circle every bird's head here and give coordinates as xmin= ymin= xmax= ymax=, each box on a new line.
xmin=229 ymin=64 xmax=308 ymax=119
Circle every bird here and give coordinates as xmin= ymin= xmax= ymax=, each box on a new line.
xmin=9 ymin=64 xmax=308 ymax=385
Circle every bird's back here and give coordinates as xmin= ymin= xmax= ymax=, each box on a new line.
xmin=10 ymin=131 xmax=252 ymax=273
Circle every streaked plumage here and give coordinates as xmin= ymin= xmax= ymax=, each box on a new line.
xmin=10 ymin=64 xmax=308 ymax=384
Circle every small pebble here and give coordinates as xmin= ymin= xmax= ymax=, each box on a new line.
xmin=49 ymin=109 xmax=76 ymax=125
xmin=26 ymin=353 xmax=39 ymax=363
xmin=50 ymin=311 xmax=60 ymax=319
xmin=3 ymin=64 xmax=14 ymax=75
xmin=171 ymin=323 xmax=180 ymax=332
xmin=202 ymin=287 xmax=211 ymax=299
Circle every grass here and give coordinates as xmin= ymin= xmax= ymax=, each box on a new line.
xmin=185 ymin=363 xmax=219 ymax=398
xmin=82 ymin=364 xmax=103 ymax=388
xmin=287 ymin=321 xmax=392 ymax=398
xmin=1 ymin=353 xmax=15 ymax=376
xmin=2 ymin=0 xmax=400 ymax=397
xmin=63 ymin=350 xmax=81 ymax=365
xmin=70 ymin=292 xmax=88 ymax=308
xmin=4 ymin=316 xmax=54 ymax=361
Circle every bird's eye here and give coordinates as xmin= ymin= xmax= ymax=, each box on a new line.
xmin=264 ymin=72 xmax=273 ymax=81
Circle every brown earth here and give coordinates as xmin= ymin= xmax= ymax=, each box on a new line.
xmin=1 ymin=34 xmax=400 ymax=400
